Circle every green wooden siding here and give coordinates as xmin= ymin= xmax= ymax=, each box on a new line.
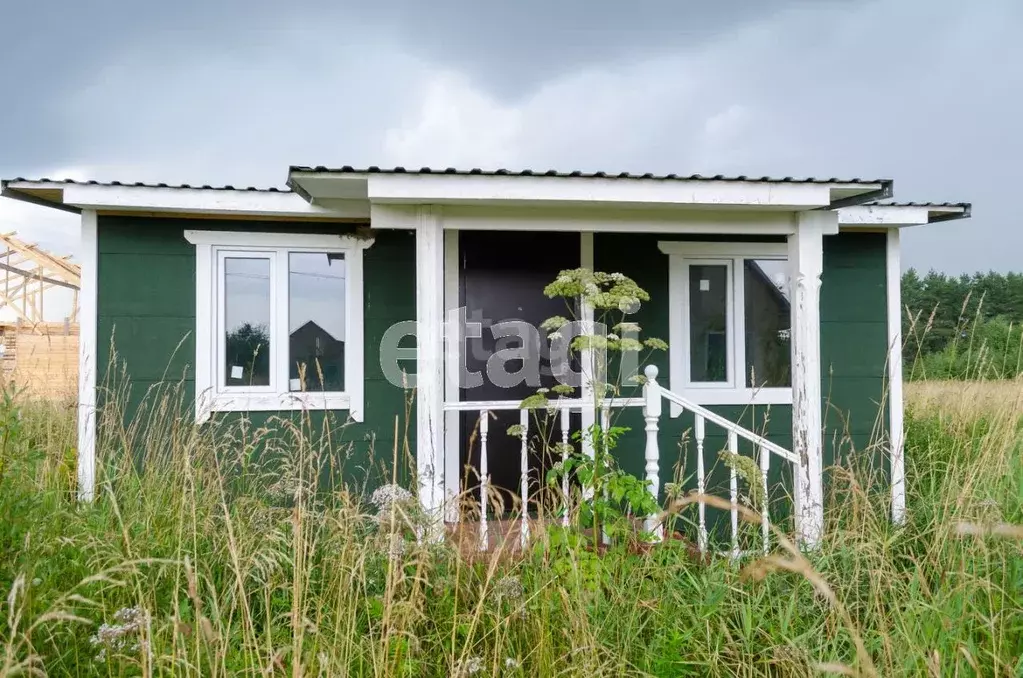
xmin=96 ymin=216 xmax=417 ymax=491
xmin=821 ymin=231 xmax=890 ymax=478
xmin=96 ymin=216 xmax=890 ymax=505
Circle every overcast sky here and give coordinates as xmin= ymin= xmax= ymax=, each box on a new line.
xmin=1 ymin=0 xmax=1019 ymax=275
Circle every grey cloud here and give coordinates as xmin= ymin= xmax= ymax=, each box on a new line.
xmin=0 ymin=0 xmax=1020 ymax=273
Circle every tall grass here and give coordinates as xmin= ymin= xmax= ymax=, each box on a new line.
xmin=1 ymin=377 xmax=1021 ymax=677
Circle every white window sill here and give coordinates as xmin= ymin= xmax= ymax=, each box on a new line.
xmin=196 ymin=391 xmax=355 ymax=424
xmin=671 ymin=387 xmax=792 ymax=410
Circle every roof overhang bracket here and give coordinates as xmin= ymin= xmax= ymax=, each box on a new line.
xmin=822 ymin=179 xmax=894 ymax=210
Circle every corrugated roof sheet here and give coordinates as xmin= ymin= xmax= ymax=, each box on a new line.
xmin=3 ymin=177 xmax=289 ymax=193
xmin=865 ymin=201 xmax=969 ymax=208
xmin=289 ymin=164 xmax=889 ymax=185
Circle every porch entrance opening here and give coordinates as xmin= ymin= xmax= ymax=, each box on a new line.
xmin=457 ymin=231 xmax=581 ymax=517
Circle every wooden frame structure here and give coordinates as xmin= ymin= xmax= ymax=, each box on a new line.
xmin=0 ymin=231 xmax=81 ymax=330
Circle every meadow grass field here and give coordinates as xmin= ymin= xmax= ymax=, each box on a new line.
xmin=0 ymin=379 xmax=1021 ymax=677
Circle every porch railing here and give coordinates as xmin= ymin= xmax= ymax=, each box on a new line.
xmin=443 ymin=365 xmax=799 ymax=555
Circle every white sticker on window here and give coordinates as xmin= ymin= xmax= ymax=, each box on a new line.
xmin=289 ymin=378 xmax=302 ymax=391
xmin=699 ymin=279 xmax=711 ymax=292
xmin=230 ymin=365 xmax=244 ymax=380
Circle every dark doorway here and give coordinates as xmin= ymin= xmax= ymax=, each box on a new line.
xmin=459 ymin=231 xmax=581 ymax=515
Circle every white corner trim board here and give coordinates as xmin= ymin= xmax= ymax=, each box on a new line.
xmin=886 ymin=228 xmax=906 ymax=525
xmin=77 ymin=210 xmax=99 ymax=502
xmin=660 ymin=240 xmax=793 ymax=412
xmin=185 ymin=230 xmax=372 ymax=424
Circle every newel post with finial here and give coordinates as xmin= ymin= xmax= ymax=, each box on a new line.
xmin=642 ymin=364 xmax=664 ymax=541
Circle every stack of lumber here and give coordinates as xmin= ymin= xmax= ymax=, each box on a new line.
xmin=0 ymin=322 xmax=78 ymax=400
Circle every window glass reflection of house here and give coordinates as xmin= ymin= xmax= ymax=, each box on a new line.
xmin=289 ymin=320 xmax=345 ymax=391
xmin=744 ymin=260 xmax=791 ymax=388
xmin=289 ymin=252 xmax=346 ymax=392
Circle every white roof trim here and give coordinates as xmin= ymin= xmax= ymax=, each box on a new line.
xmin=2 ymin=181 xmax=370 ymax=219
xmin=370 ymin=203 xmax=801 ymax=234
xmin=291 ymin=172 xmax=886 ymax=210
xmin=838 ymin=204 xmax=969 ymax=227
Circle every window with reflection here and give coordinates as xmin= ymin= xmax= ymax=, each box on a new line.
xmin=743 ymin=259 xmax=791 ymax=388
xmin=224 ymin=257 xmax=271 ymax=387
xmin=288 ymin=252 xmax=346 ymax=392
xmin=688 ymin=263 xmax=729 ymax=383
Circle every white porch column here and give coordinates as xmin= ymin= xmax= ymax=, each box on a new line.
xmin=78 ymin=209 xmax=98 ymax=502
xmin=789 ymin=210 xmax=833 ymax=549
xmin=416 ymin=206 xmax=446 ymax=536
xmin=886 ymin=228 xmax=906 ymax=525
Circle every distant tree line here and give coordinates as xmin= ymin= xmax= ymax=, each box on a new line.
xmin=902 ymin=270 xmax=1023 ymax=380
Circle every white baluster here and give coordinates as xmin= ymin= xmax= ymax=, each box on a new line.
xmin=479 ymin=410 xmax=489 ymax=552
xmin=759 ymin=443 xmax=770 ymax=554
xmin=642 ymin=365 xmax=663 ymax=541
xmin=560 ymin=405 xmax=571 ymax=527
xmin=519 ymin=408 xmax=529 ymax=548
xmin=695 ymin=414 xmax=707 ymax=553
xmin=728 ymin=430 xmax=739 ymax=560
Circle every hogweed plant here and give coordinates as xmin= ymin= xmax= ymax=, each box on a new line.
xmin=518 ymin=268 xmax=668 ymax=549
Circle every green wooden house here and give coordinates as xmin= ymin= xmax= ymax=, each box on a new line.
xmin=1 ymin=167 xmax=970 ymax=550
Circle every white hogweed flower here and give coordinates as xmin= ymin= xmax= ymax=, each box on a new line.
xmin=370 ymin=484 xmax=413 ymax=511
xmin=493 ymin=575 xmax=524 ymax=601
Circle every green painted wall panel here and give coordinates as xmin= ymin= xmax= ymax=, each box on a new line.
xmin=97 ymin=254 xmax=195 ymax=317
xmin=820 ymin=274 xmax=885 ymax=322
xmin=98 ymin=315 xmax=195 ymax=382
xmin=821 ymin=321 xmax=888 ymax=378
xmin=96 ymin=216 xmax=417 ymax=491
xmin=821 ymin=231 xmax=889 ymax=462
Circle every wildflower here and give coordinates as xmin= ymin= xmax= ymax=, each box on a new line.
xmin=493 ymin=575 xmax=524 ymax=601
xmin=31 ymin=578 xmax=41 ymax=587
xmin=370 ymin=484 xmax=413 ymax=512
xmin=454 ymin=656 xmax=484 ymax=676
xmin=387 ymin=534 xmax=407 ymax=562
xmin=91 ymin=606 xmax=148 ymax=662
xmin=618 ymin=296 xmax=640 ymax=313
xmin=505 ymin=657 xmax=522 ymax=669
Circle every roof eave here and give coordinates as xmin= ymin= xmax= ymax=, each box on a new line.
xmin=0 ymin=181 xmax=81 ymax=215
xmin=927 ymin=203 xmax=972 ymax=223
xmin=287 ymin=168 xmax=890 ymax=211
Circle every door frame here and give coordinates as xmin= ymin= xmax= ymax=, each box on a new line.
xmin=441 ymin=230 xmax=594 ymax=523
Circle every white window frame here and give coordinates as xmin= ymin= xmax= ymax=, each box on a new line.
xmin=659 ymin=241 xmax=792 ymax=411
xmin=186 ymin=230 xmax=373 ymax=424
